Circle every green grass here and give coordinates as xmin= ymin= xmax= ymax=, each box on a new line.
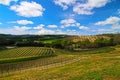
xmin=0 ymin=46 xmax=120 ymax=80
xmin=44 ymin=39 xmax=58 ymax=43
xmin=44 ymin=39 xmax=65 ymax=44
xmin=58 ymin=47 xmax=115 ymax=55
xmin=0 ymin=55 xmax=56 ymax=64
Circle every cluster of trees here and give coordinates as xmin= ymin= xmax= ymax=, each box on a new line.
xmin=0 ymin=34 xmax=68 ymax=47
xmin=16 ymin=41 xmax=44 ymax=47
xmin=0 ymin=39 xmax=15 ymax=46
xmin=1 ymin=33 xmax=120 ymax=50
xmin=74 ymin=38 xmax=114 ymax=49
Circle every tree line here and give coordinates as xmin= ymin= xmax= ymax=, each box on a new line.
xmin=0 ymin=34 xmax=120 ymax=50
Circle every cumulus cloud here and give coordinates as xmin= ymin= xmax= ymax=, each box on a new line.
xmin=33 ymin=24 xmax=44 ymax=29
xmin=66 ymin=29 xmax=79 ymax=35
xmin=16 ymin=20 xmax=33 ymax=25
xmin=0 ymin=0 xmax=18 ymax=6
xmin=38 ymin=29 xmax=78 ymax=35
xmin=111 ymin=24 xmax=120 ymax=30
xmin=47 ymin=25 xmax=58 ymax=28
xmin=10 ymin=1 xmax=45 ymax=17
xmin=38 ymin=29 xmax=56 ymax=35
xmin=79 ymin=26 xmax=90 ymax=30
xmin=97 ymin=29 xmax=115 ymax=34
xmin=53 ymin=0 xmax=111 ymax=15
xmin=73 ymin=0 xmax=111 ymax=15
xmin=95 ymin=16 xmax=120 ymax=26
xmin=14 ymin=26 xmax=31 ymax=31
xmin=60 ymin=18 xmax=89 ymax=30
xmin=9 ymin=20 xmax=34 ymax=25
xmin=54 ymin=0 xmax=76 ymax=10
xmin=61 ymin=19 xmax=79 ymax=27
xmin=95 ymin=16 xmax=120 ymax=31
xmin=33 ymin=27 xmax=70 ymax=35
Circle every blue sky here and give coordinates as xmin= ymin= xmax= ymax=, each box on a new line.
xmin=0 ymin=0 xmax=120 ymax=35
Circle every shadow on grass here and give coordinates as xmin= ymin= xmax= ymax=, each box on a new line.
xmin=0 ymin=55 xmax=57 ymax=64
xmin=59 ymin=47 xmax=115 ymax=55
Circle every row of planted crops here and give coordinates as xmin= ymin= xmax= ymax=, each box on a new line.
xmin=0 ymin=47 xmax=76 ymax=77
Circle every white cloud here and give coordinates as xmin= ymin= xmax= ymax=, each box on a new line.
xmin=38 ymin=28 xmax=56 ymax=35
xmin=60 ymin=18 xmax=89 ymax=30
xmin=10 ymin=1 xmax=45 ymax=17
xmin=97 ymin=29 xmax=114 ymax=34
xmin=111 ymin=24 xmax=120 ymax=30
xmin=0 ymin=26 xmax=32 ymax=35
xmin=16 ymin=20 xmax=33 ymax=25
xmin=73 ymin=0 xmax=110 ymax=15
xmin=54 ymin=0 xmax=76 ymax=10
xmin=60 ymin=26 xmax=65 ymax=28
xmin=95 ymin=16 xmax=120 ymax=32
xmin=66 ymin=29 xmax=79 ymax=35
xmin=14 ymin=26 xmax=31 ymax=31
xmin=9 ymin=20 xmax=34 ymax=25
xmin=0 ymin=29 xmax=34 ymax=35
xmin=0 ymin=0 xmax=18 ymax=6
xmin=79 ymin=26 xmax=90 ymax=30
xmin=48 ymin=25 xmax=58 ymax=28
xmin=0 ymin=27 xmax=89 ymax=35
xmin=61 ymin=19 xmax=79 ymax=27
xmin=95 ymin=16 xmax=120 ymax=26
xmin=54 ymin=0 xmax=111 ymax=15
xmin=0 ymin=22 xmax=2 ymax=24
xmin=36 ymin=28 xmax=67 ymax=35
xmin=56 ymin=29 xmax=66 ymax=34
xmin=33 ymin=24 xmax=44 ymax=29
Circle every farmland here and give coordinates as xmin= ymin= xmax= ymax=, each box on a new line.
xmin=0 ymin=47 xmax=78 ymax=76
xmin=0 ymin=45 xmax=120 ymax=80
xmin=0 ymin=34 xmax=120 ymax=80
xmin=0 ymin=47 xmax=56 ymax=64
xmin=64 ymin=35 xmax=110 ymax=42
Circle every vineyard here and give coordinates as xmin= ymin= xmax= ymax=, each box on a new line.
xmin=0 ymin=47 xmax=78 ymax=77
xmin=64 ymin=35 xmax=110 ymax=42
xmin=0 ymin=46 xmax=120 ymax=80
xmin=0 ymin=47 xmax=55 ymax=61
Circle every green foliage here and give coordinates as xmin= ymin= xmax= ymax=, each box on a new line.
xmin=77 ymin=39 xmax=91 ymax=49
xmin=0 ymin=47 xmax=6 ymax=51
xmin=94 ymin=38 xmax=110 ymax=47
xmin=113 ymin=34 xmax=120 ymax=44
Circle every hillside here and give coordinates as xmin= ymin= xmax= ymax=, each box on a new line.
xmin=0 ymin=46 xmax=119 ymax=80
xmin=64 ymin=35 xmax=110 ymax=42
xmin=0 ymin=34 xmax=120 ymax=80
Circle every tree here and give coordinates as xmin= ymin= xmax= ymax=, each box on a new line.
xmin=94 ymin=38 xmax=112 ymax=48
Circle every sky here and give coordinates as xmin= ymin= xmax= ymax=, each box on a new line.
xmin=0 ymin=0 xmax=120 ymax=35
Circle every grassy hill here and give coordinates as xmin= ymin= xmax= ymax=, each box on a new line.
xmin=0 ymin=34 xmax=120 ymax=80
xmin=0 ymin=46 xmax=120 ymax=80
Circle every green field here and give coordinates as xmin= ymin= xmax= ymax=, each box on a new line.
xmin=0 ymin=46 xmax=120 ymax=80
